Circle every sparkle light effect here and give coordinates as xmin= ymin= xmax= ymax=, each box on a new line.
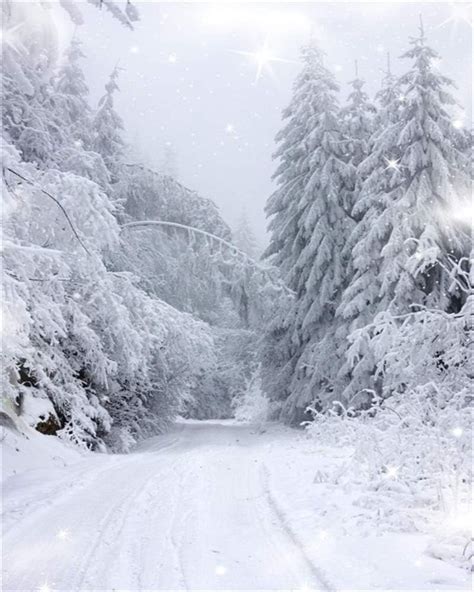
xmin=452 ymin=118 xmax=464 ymax=129
xmin=385 ymin=465 xmax=399 ymax=479
xmin=0 ymin=22 xmax=25 ymax=53
xmin=225 ymin=123 xmax=236 ymax=134
xmin=254 ymin=43 xmax=275 ymax=79
xmin=233 ymin=40 xmax=295 ymax=83
xmin=37 ymin=583 xmax=52 ymax=592
xmin=451 ymin=427 xmax=463 ymax=438
xmin=56 ymin=528 xmax=70 ymax=541
xmin=168 ymin=53 xmax=178 ymax=64
xmin=384 ymin=157 xmax=401 ymax=172
xmin=215 ymin=565 xmax=227 ymax=576
xmin=448 ymin=200 xmax=474 ymax=225
xmin=438 ymin=2 xmax=472 ymax=29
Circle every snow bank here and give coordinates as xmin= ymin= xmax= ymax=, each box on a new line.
xmin=1 ymin=422 xmax=84 ymax=485
xmin=262 ymin=428 xmax=471 ymax=590
xmin=1 ymin=420 xmax=85 ymax=530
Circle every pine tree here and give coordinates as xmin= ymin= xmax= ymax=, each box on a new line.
xmin=49 ymin=38 xmax=111 ymax=187
xmin=340 ymin=20 xmax=471 ymax=404
xmin=234 ymin=209 xmax=258 ymax=258
xmin=59 ymin=0 xmax=139 ymax=29
xmin=394 ymin=19 xmax=471 ymax=310
xmin=52 ymin=38 xmax=92 ymax=147
xmin=93 ymin=67 xmax=126 ymax=183
xmin=342 ymin=60 xmax=376 ymax=173
xmin=1 ymin=28 xmax=54 ymax=165
xmin=336 ymin=56 xmax=403 ymax=402
xmin=263 ymin=40 xmax=354 ymax=423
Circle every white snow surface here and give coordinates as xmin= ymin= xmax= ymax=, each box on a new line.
xmin=1 ymin=420 xmax=470 ymax=591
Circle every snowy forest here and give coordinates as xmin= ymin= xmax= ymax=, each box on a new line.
xmin=1 ymin=1 xmax=472 ymax=591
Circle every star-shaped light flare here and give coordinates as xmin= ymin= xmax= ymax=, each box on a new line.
xmin=56 ymin=528 xmax=71 ymax=541
xmin=438 ymin=2 xmax=472 ymax=30
xmin=232 ymin=39 xmax=296 ymax=82
xmin=0 ymin=23 xmax=25 ymax=53
xmin=384 ymin=157 xmax=401 ymax=172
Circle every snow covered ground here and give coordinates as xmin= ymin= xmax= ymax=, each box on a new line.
xmin=1 ymin=420 xmax=471 ymax=591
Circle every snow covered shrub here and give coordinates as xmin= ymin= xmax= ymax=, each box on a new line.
xmin=306 ymin=288 xmax=472 ymax=568
xmin=233 ymin=372 xmax=270 ymax=425
xmin=347 ymin=265 xmax=472 ymax=408
xmin=104 ymin=425 xmax=137 ymax=454
xmin=307 ymin=390 xmax=471 ymax=564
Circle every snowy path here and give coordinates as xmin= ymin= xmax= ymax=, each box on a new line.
xmin=2 ymin=421 xmax=330 ymax=591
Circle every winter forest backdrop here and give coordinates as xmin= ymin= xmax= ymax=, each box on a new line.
xmin=1 ymin=0 xmax=472 ymax=584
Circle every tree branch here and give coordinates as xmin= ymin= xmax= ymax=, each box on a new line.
xmin=4 ymin=167 xmax=91 ymax=256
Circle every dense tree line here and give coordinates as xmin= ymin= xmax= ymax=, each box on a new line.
xmin=1 ymin=3 xmax=264 ymax=450
xmin=262 ymin=23 xmax=472 ymax=424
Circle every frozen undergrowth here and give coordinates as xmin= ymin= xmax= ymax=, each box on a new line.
xmin=233 ymin=373 xmax=271 ymax=425
xmin=304 ymin=392 xmax=472 ymax=573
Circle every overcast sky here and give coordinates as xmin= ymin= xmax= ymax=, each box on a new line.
xmin=69 ymin=1 xmax=471 ymax=242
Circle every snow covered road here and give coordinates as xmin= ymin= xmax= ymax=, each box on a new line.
xmin=3 ymin=420 xmax=470 ymax=591
xmin=2 ymin=421 xmax=329 ymax=591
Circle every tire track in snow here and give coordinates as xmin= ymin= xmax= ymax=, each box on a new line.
xmin=163 ymin=456 xmax=197 ymax=591
xmin=73 ymin=440 xmax=189 ymax=589
xmin=2 ymin=456 xmax=129 ymax=536
xmin=72 ymin=470 xmax=156 ymax=591
xmin=259 ymin=462 xmax=336 ymax=592
xmin=102 ymin=465 xmax=177 ymax=590
xmin=77 ymin=434 xmax=191 ymax=590
xmin=100 ymin=433 xmax=192 ymax=589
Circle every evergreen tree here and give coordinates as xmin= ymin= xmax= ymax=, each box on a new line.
xmin=340 ymin=20 xmax=471 ymax=403
xmin=1 ymin=26 xmax=54 ymax=165
xmin=50 ymin=38 xmax=111 ymax=186
xmin=336 ymin=55 xmax=404 ymax=402
xmin=234 ymin=209 xmax=258 ymax=258
xmin=342 ymin=60 xmax=376 ymax=173
xmin=386 ymin=19 xmax=470 ymax=311
xmin=59 ymin=0 xmax=139 ymax=29
xmin=93 ymin=67 xmax=126 ymax=183
xmin=263 ymin=40 xmax=354 ymax=423
xmin=52 ymin=38 xmax=92 ymax=147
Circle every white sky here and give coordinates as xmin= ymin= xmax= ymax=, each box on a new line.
xmin=67 ymin=1 xmax=471 ymax=241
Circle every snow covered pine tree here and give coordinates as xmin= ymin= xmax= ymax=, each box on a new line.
xmin=341 ymin=19 xmax=471 ymax=405
xmin=263 ymin=40 xmax=354 ymax=423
